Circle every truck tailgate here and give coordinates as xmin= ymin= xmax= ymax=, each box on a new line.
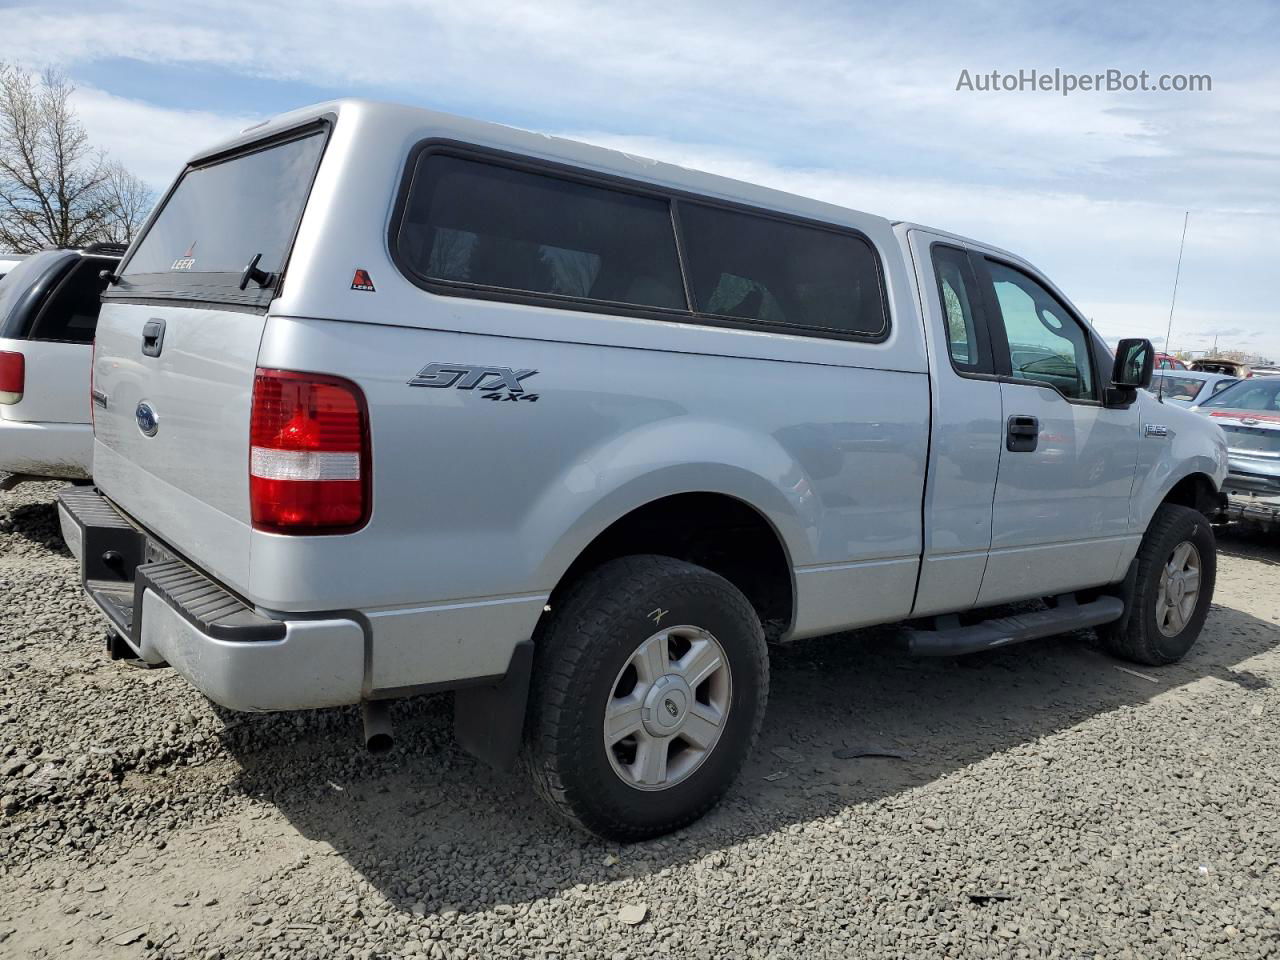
xmin=92 ymin=301 xmax=267 ymax=594
xmin=89 ymin=121 xmax=330 ymax=597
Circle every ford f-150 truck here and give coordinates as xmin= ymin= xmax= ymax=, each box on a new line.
xmin=58 ymin=100 xmax=1228 ymax=840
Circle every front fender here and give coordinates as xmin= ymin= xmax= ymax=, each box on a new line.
xmin=1131 ymin=395 xmax=1228 ymax=530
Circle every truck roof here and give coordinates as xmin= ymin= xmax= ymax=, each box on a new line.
xmin=192 ymin=98 xmax=912 ymax=237
xmin=191 ymin=100 xmax=1033 ymax=267
xmin=186 ymin=98 xmax=1058 ymax=327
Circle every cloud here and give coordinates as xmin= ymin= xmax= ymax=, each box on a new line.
xmin=5 ymin=0 xmax=1276 ymax=205
xmin=2 ymin=0 xmax=1275 ymax=354
xmin=69 ymin=87 xmax=256 ymax=188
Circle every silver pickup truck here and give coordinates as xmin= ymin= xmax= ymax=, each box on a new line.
xmin=59 ymin=99 xmax=1228 ymax=840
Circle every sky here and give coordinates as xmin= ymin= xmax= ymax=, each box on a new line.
xmin=2 ymin=0 xmax=1276 ymax=357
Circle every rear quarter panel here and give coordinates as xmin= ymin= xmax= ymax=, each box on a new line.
xmin=254 ymin=311 xmax=930 ymax=623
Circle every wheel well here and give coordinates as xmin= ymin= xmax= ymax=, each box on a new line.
xmin=553 ymin=493 xmax=794 ymax=640
xmin=1163 ymin=472 xmax=1220 ymax=518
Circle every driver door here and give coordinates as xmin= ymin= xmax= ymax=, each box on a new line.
xmin=974 ymin=254 xmax=1140 ymax=605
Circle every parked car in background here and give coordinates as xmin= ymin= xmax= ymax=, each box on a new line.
xmin=1192 ymin=377 xmax=1280 ymax=530
xmin=0 ymin=254 xmax=26 ymax=281
xmin=1191 ymin=356 xmax=1252 ymax=378
xmin=59 ymin=100 xmax=1227 ymax=840
xmin=0 ymin=243 xmax=125 ymax=485
xmin=1154 ymin=352 xmax=1187 ymax=370
xmin=1148 ymin=369 xmax=1239 ymax=407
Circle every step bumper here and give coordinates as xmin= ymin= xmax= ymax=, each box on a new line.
xmin=56 ymin=485 xmax=364 ymax=712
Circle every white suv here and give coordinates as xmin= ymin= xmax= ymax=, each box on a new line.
xmin=0 ymin=244 xmax=124 ymax=484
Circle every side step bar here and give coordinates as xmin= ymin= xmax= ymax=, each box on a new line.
xmin=903 ymin=594 xmax=1124 ymax=657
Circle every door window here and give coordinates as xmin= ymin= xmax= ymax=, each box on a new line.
xmin=1150 ymin=374 xmax=1204 ymax=402
xmin=931 ymin=245 xmax=991 ymax=374
xmin=986 ymin=260 xmax=1094 ymax=400
xmin=1210 ymin=378 xmax=1238 ymax=396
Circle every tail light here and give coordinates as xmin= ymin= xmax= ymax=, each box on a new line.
xmin=249 ymin=368 xmax=371 ymax=534
xmin=0 ymin=350 xmax=24 ymax=405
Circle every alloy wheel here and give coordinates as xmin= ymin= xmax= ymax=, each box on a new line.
xmin=603 ymin=625 xmax=733 ymax=791
xmin=1156 ymin=540 xmax=1202 ymax=637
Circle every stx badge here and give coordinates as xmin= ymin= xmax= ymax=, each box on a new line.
xmin=408 ymin=362 xmax=539 ymax=402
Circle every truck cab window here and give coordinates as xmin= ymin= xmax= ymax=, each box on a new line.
xmin=930 ymin=245 xmax=991 ymax=374
xmin=986 ymin=261 xmax=1094 ymax=401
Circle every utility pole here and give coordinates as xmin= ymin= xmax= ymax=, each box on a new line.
xmin=1159 ymin=211 xmax=1190 ymax=401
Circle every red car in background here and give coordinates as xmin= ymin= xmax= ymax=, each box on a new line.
xmin=1155 ymin=353 xmax=1187 ymax=370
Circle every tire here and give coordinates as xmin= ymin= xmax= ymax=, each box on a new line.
xmin=524 ymin=555 xmax=768 ymax=841
xmin=1099 ymin=503 xmax=1216 ymax=665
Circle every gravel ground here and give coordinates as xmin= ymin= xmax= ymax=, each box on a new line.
xmin=2 ymin=478 xmax=1279 ymax=959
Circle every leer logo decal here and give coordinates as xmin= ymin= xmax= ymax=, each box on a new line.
xmin=351 ymin=269 xmax=376 ymax=292
xmin=170 ymin=241 xmax=197 ymax=272
xmin=408 ymin=362 xmax=539 ymax=402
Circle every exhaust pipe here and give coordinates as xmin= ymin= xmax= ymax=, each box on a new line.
xmin=361 ymin=700 xmax=394 ymax=755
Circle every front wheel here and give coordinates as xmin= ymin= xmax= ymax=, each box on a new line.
xmin=1100 ymin=503 xmax=1217 ymax=665
xmin=524 ymin=555 xmax=768 ymax=841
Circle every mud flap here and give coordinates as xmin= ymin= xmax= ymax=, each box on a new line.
xmin=453 ymin=640 xmax=534 ymax=771
xmin=1102 ymin=557 xmax=1139 ymax=636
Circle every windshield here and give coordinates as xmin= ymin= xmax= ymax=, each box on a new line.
xmin=1151 ymin=374 xmax=1205 ymax=401
xmin=116 ymin=125 xmax=327 ymax=307
xmin=1201 ymin=378 xmax=1280 ymax=411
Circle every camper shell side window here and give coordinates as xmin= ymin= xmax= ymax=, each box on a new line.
xmin=392 ymin=142 xmax=892 ymax=343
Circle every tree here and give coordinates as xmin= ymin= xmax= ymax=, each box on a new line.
xmin=0 ymin=64 xmax=153 ymax=253
xmin=98 ymin=161 xmax=153 ymax=245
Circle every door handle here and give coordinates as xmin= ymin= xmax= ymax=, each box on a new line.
xmin=1006 ymin=415 xmax=1039 ymax=452
xmin=141 ymin=319 xmax=165 ymax=358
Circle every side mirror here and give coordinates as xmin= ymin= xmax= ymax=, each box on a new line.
xmin=1113 ymin=338 xmax=1154 ymax=388
xmin=1106 ymin=337 xmax=1154 ymax=407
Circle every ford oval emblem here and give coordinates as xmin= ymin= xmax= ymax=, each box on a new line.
xmin=135 ymin=401 xmax=159 ymax=437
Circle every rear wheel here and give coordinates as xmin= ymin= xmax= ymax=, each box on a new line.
xmin=524 ymin=555 xmax=768 ymax=841
xmin=1100 ymin=503 xmax=1216 ymax=665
